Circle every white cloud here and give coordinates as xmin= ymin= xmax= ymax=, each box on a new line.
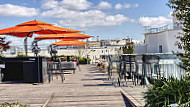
xmin=41 ymin=0 xmax=135 ymax=27
xmin=115 ymin=4 xmax=122 ymax=9
xmin=0 ymin=4 xmax=38 ymax=17
xmin=134 ymin=3 xmax=139 ymax=8
xmin=61 ymin=0 xmax=91 ymax=10
xmin=115 ymin=3 xmax=139 ymax=9
xmin=41 ymin=0 xmax=91 ymax=10
xmin=58 ymin=13 xmax=131 ymax=27
xmin=98 ymin=1 xmax=112 ymax=9
xmin=41 ymin=7 xmax=133 ymax=27
xmin=139 ymin=16 xmax=172 ymax=27
xmin=41 ymin=0 xmax=58 ymax=9
xmin=123 ymin=4 xmax=130 ymax=8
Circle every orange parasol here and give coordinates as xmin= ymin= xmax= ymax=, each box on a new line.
xmin=0 ymin=20 xmax=82 ymax=56
xmin=17 ymin=20 xmax=54 ymax=26
xmin=0 ymin=24 xmax=81 ymax=37
xmin=35 ymin=33 xmax=93 ymax=40
xmin=52 ymin=40 xmax=87 ymax=46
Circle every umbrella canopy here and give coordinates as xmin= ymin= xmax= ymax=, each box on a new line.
xmin=35 ymin=33 xmax=93 ymax=40
xmin=17 ymin=20 xmax=54 ymax=26
xmin=0 ymin=20 xmax=82 ymax=56
xmin=0 ymin=25 xmax=81 ymax=37
xmin=52 ymin=40 xmax=87 ymax=46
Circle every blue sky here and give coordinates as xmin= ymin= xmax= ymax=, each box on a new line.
xmin=0 ymin=0 xmax=172 ymax=46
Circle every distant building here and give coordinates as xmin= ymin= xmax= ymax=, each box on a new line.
xmin=117 ymin=38 xmax=129 ymax=45
xmin=110 ymin=40 xmax=119 ymax=45
xmin=100 ymin=40 xmax=110 ymax=46
xmin=88 ymin=41 xmax=101 ymax=47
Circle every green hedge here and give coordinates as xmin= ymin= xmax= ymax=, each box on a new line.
xmin=79 ymin=57 xmax=91 ymax=62
xmin=17 ymin=53 xmax=26 ymax=57
xmin=56 ymin=55 xmax=91 ymax=62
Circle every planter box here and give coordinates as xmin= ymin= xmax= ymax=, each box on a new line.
xmin=79 ymin=60 xmax=90 ymax=64
xmin=79 ymin=61 xmax=87 ymax=64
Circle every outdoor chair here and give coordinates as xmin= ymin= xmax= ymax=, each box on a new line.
xmin=134 ymin=55 xmax=143 ymax=86
xmin=47 ymin=60 xmax=65 ymax=83
xmin=116 ymin=55 xmax=123 ymax=86
xmin=134 ymin=55 xmax=160 ymax=86
xmin=107 ymin=55 xmax=120 ymax=80
xmin=117 ymin=55 xmax=136 ymax=86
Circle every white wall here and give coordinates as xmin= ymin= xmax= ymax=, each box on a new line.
xmin=145 ymin=29 xmax=182 ymax=53
xmin=134 ymin=44 xmax=147 ymax=54
xmin=167 ymin=30 xmax=183 ymax=53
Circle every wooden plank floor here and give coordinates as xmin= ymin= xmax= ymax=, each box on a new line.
xmin=109 ymin=72 xmax=146 ymax=107
xmin=46 ymin=65 xmax=126 ymax=107
xmin=0 ymin=65 xmax=127 ymax=107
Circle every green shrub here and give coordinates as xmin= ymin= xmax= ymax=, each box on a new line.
xmin=0 ymin=54 xmax=4 ymax=57
xmin=17 ymin=53 xmax=26 ymax=57
xmin=78 ymin=57 xmax=91 ymax=62
xmin=122 ymin=45 xmax=134 ymax=54
xmin=145 ymin=76 xmax=190 ymax=107
xmin=79 ymin=57 xmax=86 ymax=62
xmin=0 ymin=102 xmax=29 ymax=107
xmin=55 ymin=55 xmax=90 ymax=62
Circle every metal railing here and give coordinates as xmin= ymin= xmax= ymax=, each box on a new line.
xmin=101 ymin=54 xmax=185 ymax=86
xmin=144 ymin=24 xmax=175 ymax=34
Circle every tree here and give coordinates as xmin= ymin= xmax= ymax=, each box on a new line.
xmin=168 ymin=0 xmax=190 ymax=72
xmin=122 ymin=45 xmax=134 ymax=54
xmin=0 ymin=37 xmax=11 ymax=54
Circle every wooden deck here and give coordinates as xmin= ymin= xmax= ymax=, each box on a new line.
xmin=120 ymin=81 xmax=146 ymax=107
xmin=0 ymin=65 xmax=128 ymax=107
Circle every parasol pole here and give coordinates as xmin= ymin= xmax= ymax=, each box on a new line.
xmin=24 ymin=32 xmax=32 ymax=56
xmin=24 ymin=37 xmax=28 ymax=56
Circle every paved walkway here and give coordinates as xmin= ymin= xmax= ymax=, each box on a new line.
xmin=0 ymin=65 xmax=127 ymax=107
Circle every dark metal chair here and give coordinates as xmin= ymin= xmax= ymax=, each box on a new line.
xmin=135 ymin=55 xmax=160 ymax=86
xmin=117 ymin=55 xmax=136 ymax=86
xmin=47 ymin=58 xmax=65 ymax=83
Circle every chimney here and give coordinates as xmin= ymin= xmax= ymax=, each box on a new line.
xmin=97 ymin=36 xmax=99 ymax=42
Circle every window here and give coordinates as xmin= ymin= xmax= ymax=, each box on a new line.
xmin=159 ymin=45 xmax=162 ymax=53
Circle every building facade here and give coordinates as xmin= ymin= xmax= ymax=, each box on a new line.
xmin=135 ymin=24 xmax=183 ymax=54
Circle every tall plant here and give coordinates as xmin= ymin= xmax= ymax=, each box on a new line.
xmin=122 ymin=45 xmax=134 ymax=54
xmin=167 ymin=0 xmax=190 ymax=72
xmin=145 ymin=76 xmax=190 ymax=107
xmin=0 ymin=37 xmax=11 ymax=54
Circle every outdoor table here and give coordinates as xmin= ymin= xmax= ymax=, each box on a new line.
xmin=60 ymin=62 xmax=77 ymax=74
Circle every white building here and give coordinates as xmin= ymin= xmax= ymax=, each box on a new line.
xmin=135 ymin=24 xmax=183 ymax=54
